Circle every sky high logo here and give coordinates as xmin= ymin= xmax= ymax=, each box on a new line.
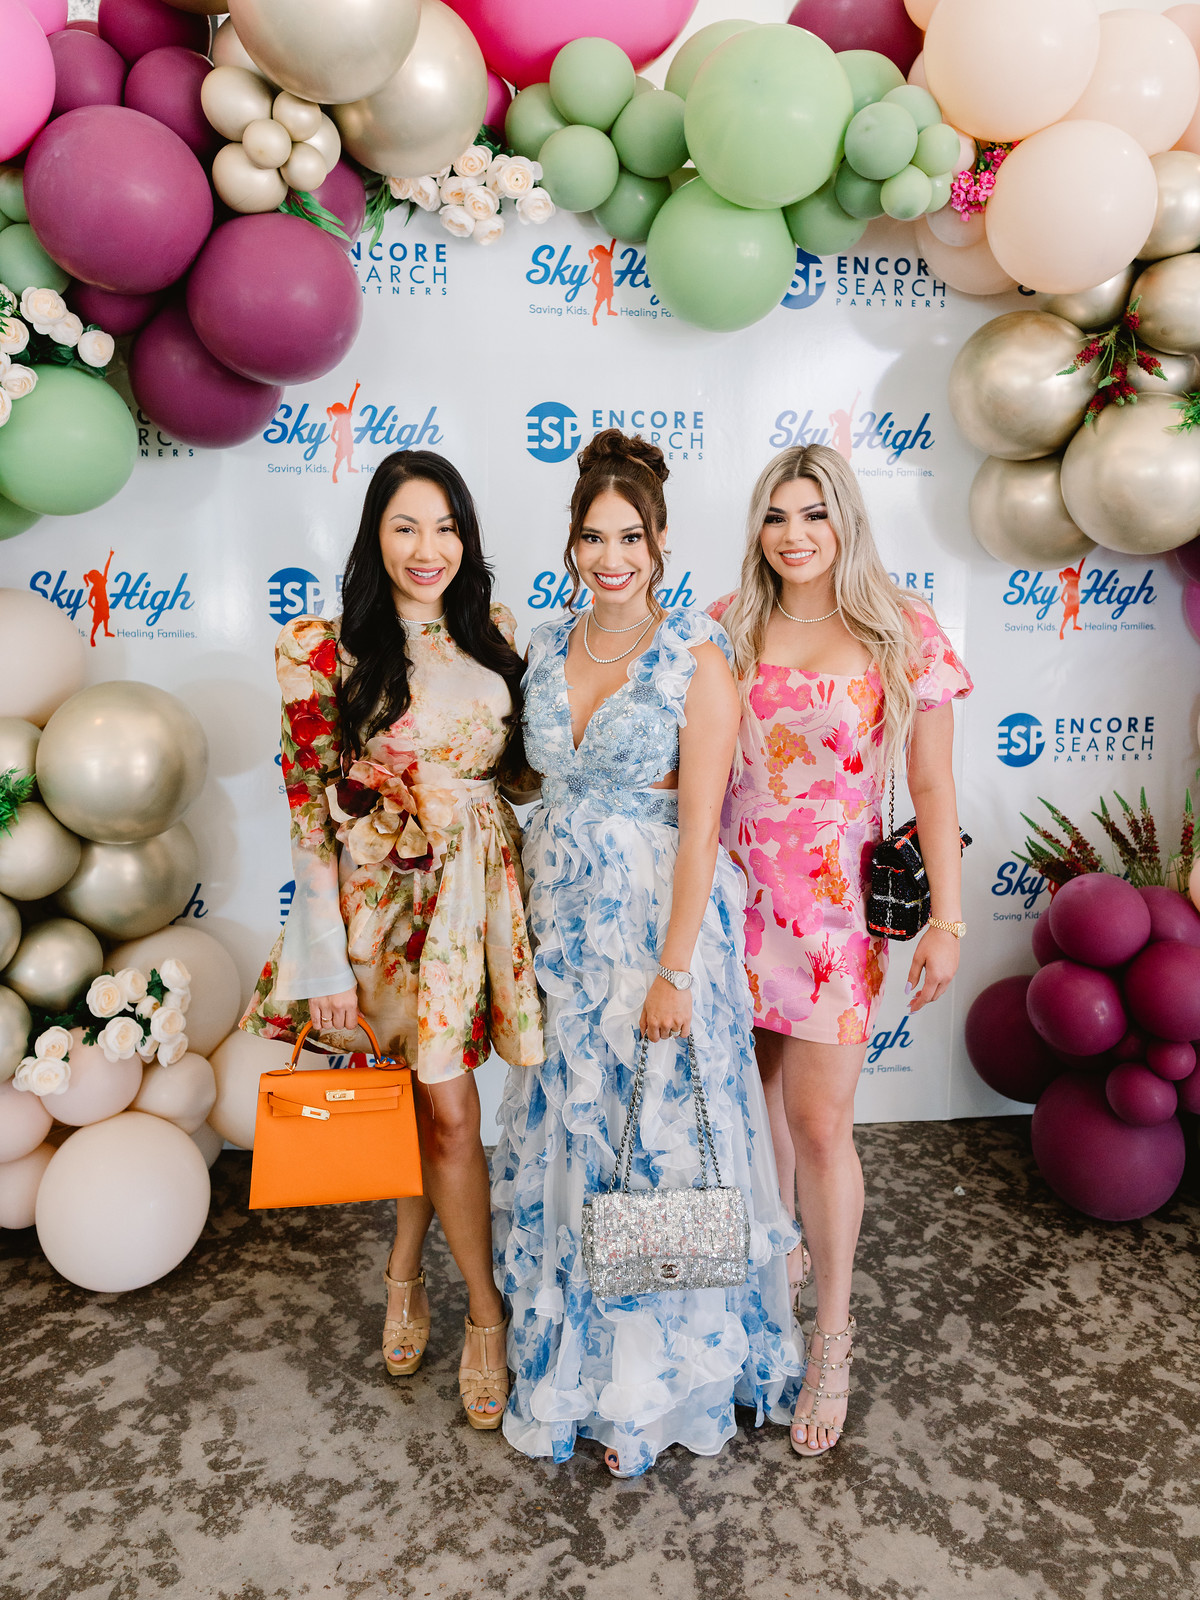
xmin=30 ymin=553 xmax=195 ymax=645
xmin=1002 ymin=564 xmax=1156 ymax=639
xmin=262 ymin=384 xmax=443 ymax=470
xmin=769 ymin=396 xmax=933 ymax=466
xmin=525 ymin=241 xmax=661 ymax=319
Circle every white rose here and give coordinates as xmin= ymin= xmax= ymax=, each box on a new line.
xmin=0 ymin=390 xmax=10 ymax=428
xmin=462 ymin=184 xmax=499 ymax=223
xmin=136 ymin=994 xmax=160 ymax=1019
xmin=0 ymin=363 xmax=36 ymax=399
xmin=26 ymin=1057 xmax=71 ymax=1096
xmin=86 ymin=974 xmax=125 ymax=1019
xmin=158 ymin=959 xmax=192 ymax=990
xmin=34 ymin=1026 xmax=72 ymax=1061
xmin=76 ymin=329 xmax=114 ymax=369
xmin=20 ymin=287 xmax=66 ymax=326
xmin=453 ymin=145 xmax=492 ymax=180
xmin=100 ymin=1016 xmax=144 ymax=1061
xmin=164 ymin=988 xmax=190 ymax=1014
xmin=0 ymin=317 xmax=29 ymax=355
xmin=156 ymin=1034 xmax=189 ymax=1066
xmin=439 ymin=204 xmax=475 ymax=238
xmin=47 ymin=311 xmax=83 ymax=347
xmin=387 ymin=175 xmax=415 ymax=200
xmin=439 ymin=174 xmax=470 ymax=207
xmin=433 ymin=164 xmax=452 ymax=181
xmin=473 ymin=214 xmax=505 ymax=246
xmin=149 ymin=1006 xmax=187 ymax=1043
xmin=114 ymin=967 xmax=148 ymax=1006
xmin=409 ymin=175 xmax=441 ymax=212
xmin=137 ymin=1033 xmax=159 ymax=1062
xmin=12 ymin=1058 xmax=38 ymax=1092
xmin=0 ymin=350 xmax=8 ymax=372
xmin=516 ymin=188 xmax=556 ymax=225
xmin=484 ymin=154 xmax=510 ymax=192
xmin=496 ymin=156 xmax=539 ymax=199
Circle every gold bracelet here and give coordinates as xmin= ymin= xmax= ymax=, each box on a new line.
xmin=928 ymin=917 xmax=966 ymax=939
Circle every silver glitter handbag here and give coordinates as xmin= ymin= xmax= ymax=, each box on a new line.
xmin=581 ymin=1034 xmax=751 ymax=1298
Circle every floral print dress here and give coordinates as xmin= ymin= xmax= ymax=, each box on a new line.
xmin=708 ymin=595 xmax=972 ymax=1046
xmin=240 ymin=607 xmax=543 ymax=1084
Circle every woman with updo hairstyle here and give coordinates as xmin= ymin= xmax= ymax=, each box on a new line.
xmin=492 ymin=430 xmax=801 ymax=1477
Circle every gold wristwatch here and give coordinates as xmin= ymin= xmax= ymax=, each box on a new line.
xmin=928 ymin=918 xmax=967 ymax=939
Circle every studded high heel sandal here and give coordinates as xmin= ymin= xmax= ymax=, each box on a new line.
xmin=381 ymin=1266 xmax=430 ymax=1377
xmin=788 ymin=1241 xmax=813 ymax=1322
xmin=791 ymin=1315 xmax=855 ymax=1458
xmin=459 ymin=1312 xmax=510 ymax=1430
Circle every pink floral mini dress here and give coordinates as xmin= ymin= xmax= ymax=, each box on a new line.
xmin=708 ymin=594 xmax=972 ymax=1046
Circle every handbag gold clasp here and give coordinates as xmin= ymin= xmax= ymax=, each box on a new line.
xmin=301 ymin=1105 xmax=330 ymax=1121
xmin=325 ymin=1089 xmax=355 ymax=1101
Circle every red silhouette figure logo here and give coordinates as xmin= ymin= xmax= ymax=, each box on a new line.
xmin=83 ymin=548 xmax=115 ymax=648
xmin=589 ymin=238 xmax=618 ymax=326
xmin=1059 ymin=556 xmax=1086 ymax=640
xmin=327 ymin=380 xmax=361 ymax=485
xmin=828 ymin=392 xmax=861 ymax=461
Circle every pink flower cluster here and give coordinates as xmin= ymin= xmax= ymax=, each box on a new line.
xmin=950 ymin=143 xmax=1014 ymax=218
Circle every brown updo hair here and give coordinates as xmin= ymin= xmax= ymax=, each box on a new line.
xmin=564 ymin=429 xmax=670 ymax=610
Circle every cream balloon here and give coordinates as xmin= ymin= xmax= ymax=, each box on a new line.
xmin=190 ymin=1120 xmax=223 ymax=1168
xmin=37 ymin=682 xmax=208 ymax=845
xmin=109 ymin=926 xmax=243 ymax=1058
xmin=985 ymin=121 xmax=1157 ymax=295
xmin=923 ymin=0 xmax=1100 ymax=143
xmin=1041 ymin=266 xmax=1135 ymax=332
xmin=209 ymin=1028 xmax=315 ymax=1149
xmin=133 ymin=1053 xmax=217 ymax=1134
xmin=0 ymin=1076 xmax=52 ymax=1163
xmin=924 ymin=202 xmax=984 ymax=248
xmin=334 ymin=0 xmax=488 ymax=181
xmin=0 ymin=985 xmax=31 ymax=1081
xmin=968 ymin=455 xmax=1094 ymax=567
xmin=1061 ymin=393 xmax=1200 ymax=554
xmin=241 ymin=117 xmax=292 ymax=170
xmin=1065 ymin=10 xmax=1199 ymax=157
xmin=912 ymin=217 xmax=1014 ymax=296
xmin=57 ymin=824 xmax=199 ymax=941
xmin=2 ymin=919 xmax=103 ymax=1011
xmin=949 ymin=313 xmax=1095 ymax=460
xmin=0 ymin=1142 xmax=53 ymax=1230
xmin=904 ymin=0 xmax=937 ymax=24
xmin=907 ymin=53 xmax=928 ymax=91
xmin=280 ymin=141 xmax=328 ymax=194
xmin=273 ymin=92 xmax=322 ymax=143
xmin=1128 ymin=346 xmax=1200 ymax=395
xmin=304 ymin=114 xmax=341 ymax=172
xmin=35 ymin=1112 xmax=210 ymax=1292
xmin=0 ymin=802 xmax=81 ymax=902
xmin=0 ymin=717 xmax=39 ymax=779
xmin=211 ymin=18 xmax=262 ymax=74
xmin=46 ymin=1029 xmax=143 ymax=1128
xmin=1131 ymin=254 xmax=1200 ymax=355
xmin=0 ymin=590 xmax=87 ymax=728
xmin=0 ymin=895 xmax=18 ymax=970
xmin=229 ymin=0 xmax=420 ymax=105
xmin=212 ymin=143 xmax=290 ymax=213
xmin=1166 ymin=6 xmax=1200 ymax=54
xmin=201 ymin=66 xmax=275 ymax=143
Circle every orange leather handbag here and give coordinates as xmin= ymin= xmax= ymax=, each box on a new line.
xmin=248 ymin=1018 xmax=423 ymax=1210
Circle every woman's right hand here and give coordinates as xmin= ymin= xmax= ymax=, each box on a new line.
xmin=309 ymin=988 xmax=359 ymax=1032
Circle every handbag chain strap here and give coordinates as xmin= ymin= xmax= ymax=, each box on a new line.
xmin=609 ymin=1034 xmax=723 ymax=1195
xmin=887 ymin=765 xmax=896 ymax=838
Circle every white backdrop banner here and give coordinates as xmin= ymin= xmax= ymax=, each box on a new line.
xmin=3 ymin=204 xmax=1195 ymax=1129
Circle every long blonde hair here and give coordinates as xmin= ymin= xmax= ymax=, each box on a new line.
xmin=722 ymin=445 xmax=921 ymax=762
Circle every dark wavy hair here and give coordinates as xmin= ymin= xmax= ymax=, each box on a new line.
xmin=564 ymin=429 xmax=670 ymax=610
xmin=337 ymin=451 xmax=524 ymax=753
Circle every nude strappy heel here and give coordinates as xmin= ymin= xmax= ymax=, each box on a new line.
xmin=459 ymin=1312 xmax=510 ymax=1430
xmin=382 ymin=1266 xmax=430 ymax=1376
xmin=788 ymin=1241 xmax=812 ymax=1322
xmin=791 ymin=1315 xmax=856 ymax=1458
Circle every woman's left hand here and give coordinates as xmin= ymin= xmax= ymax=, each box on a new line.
xmin=640 ymin=976 xmax=692 ymax=1042
xmin=906 ymin=927 xmax=960 ymax=1012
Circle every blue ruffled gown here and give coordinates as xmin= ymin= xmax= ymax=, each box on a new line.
xmin=492 ymin=607 xmax=802 ymax=1475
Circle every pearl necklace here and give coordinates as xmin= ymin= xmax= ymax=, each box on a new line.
xmin=399 ymin=613 xmax=445 ymax=627
xmin=776 ymin=600 xmax=840 ymax=624
xmin=588 ymin=607 xmax=654 ymax=633
xmin=582 ymin=612 xmax=655 ymax=664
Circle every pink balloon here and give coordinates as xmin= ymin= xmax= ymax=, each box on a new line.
xmin=24 ymin=105 xmax=213 ymax=293
xmin=98 ymin=0 xmax=209 ymax=65
xmin=50 ymin=1029 xmax=143 ymax=1127
xmin=1123 ymin=939 xmax=1200 ymax=1040
xmin=1066 ymin=9 xmax=1200 ymax=157
xmin=1047 ymin=872 xmax=1152 ymax=968
xmin=1137 ymin=885 xmax=1200 ymax=949
xmin=130 ymin=302 xmax=283 ymax=449
xmin=1184 ymin=580 xmax=1200 ymax=644
xmin=1166 ymin=5 xmax=1200 ymax=54
xmin=1105 ymin=1063 xmax=1178 ymax=1127
xmin=484 ymin=70 xmax=512 ymax=134
xmin=1031 ymin=1072 xmax=1185 ymax=1220
xmin=1146 ymin=1039 xmax=1196 ymax=1082
xmin=65 ymin=19 xmax=99 ymax=34
xmin=1030 ymin=911 xmax=1065 ymax=967
xmin=964 ymin=974 xmax=1061 ymax=1103
xmin=788 ymin=0 xmax=923 ymax=76
xmin=912 ymin=216 xmax=1015 ymax=297
xmin=444 ymin=0 xmax=698 ymax=89
xmin=0 ymin=1077 xmax=53 ymax=1164
xmin=313 ymin=160 xmax=367 ymax=251
xmin=24 ymin=0 xmax=66 ymax=34
xmin=123 ymin=45 xmax=218 ymax=160
xmin=68 ymin=281 xmax=163 ymax=337
xmin=907 ymin=51 xmax=927 ymax=89
xmin=0 ymin=0 xmax=56 ymax=161
xmin=1026 ymin=959 xmax=1127 ymax=1057
xmin=49 ymin=28 xmax=128 ymax=116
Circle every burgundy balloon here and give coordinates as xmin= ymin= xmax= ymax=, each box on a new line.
xmin=1145 ymin=1039 xmax=1195 ymax=1082
xmin=1123 ymin=939 xmax=1200 ymax=1041
xmin=1105 ymin=1063 xmax=1178 ymax=1127
xmin=1184 ymin=582 xmax=1200 ymax=645
xmin=1137 ymin=885 xmax=1200 ymax=949
xmin=964 ymin=975 xmax=1060 ymax=1103
xmin=97 ymin=0 xmax=209 ymax=65
xmin=68 ymin=281 xmax=162 ymax=337
xmin=1175 ymin=532 xmax=1200 ymax=584
xmin=24 ymin=105 xmax=212 ymax=293
xmin=1031 ymin=909 xmax=1065 ymax=966
xmin=49 ymin=29 xmax=127 ymax=116
xmin=124 ymin=46 xmax=218 ymax=161
xmin=313 ymin=161 xmax=367 ymax=252
xmin=787 ymin=0 xmax=924 ymax=75
xmin=1031 ymin=1073 xmax=1185 ymax=1221
xmin=1178 ymin=1065 xmax=1200 ymax=1113
xmin=130 ymin=302 xmax=284 ymax=450
xmin=65 ymin=19 xmax=100 ymax=34
xmin=1047 ymin=872 xmax=1152 ymax=968
xmin=1110 ymin=1030 xmax=1146 ymax=1064
xmin=187 ymin=214 xmax=363 ymax=386
xmin=1026 ymin=960 xmax=1127 ymax=1057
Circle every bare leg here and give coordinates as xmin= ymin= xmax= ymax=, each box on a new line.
xmin=755 ymin=1027 xmax=809 ymax=1292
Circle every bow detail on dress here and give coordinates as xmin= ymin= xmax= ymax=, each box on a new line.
xmin=336 ymin=757 xmax=435 ymax=872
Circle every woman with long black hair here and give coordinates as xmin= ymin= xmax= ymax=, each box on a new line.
xmin=242 ymin=450 xmax=543 ymax=1429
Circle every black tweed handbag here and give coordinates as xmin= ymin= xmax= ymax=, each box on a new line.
xmin=866 ymin=771 xmax=971 ymax=941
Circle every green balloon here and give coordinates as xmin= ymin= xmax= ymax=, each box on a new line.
xmin=668 ymin=166 xmax=696 ymax=192
xmin=611 ymin=90 xmax=688 ymax=181
xmin=833 ymin=163 xmax=884 ymax=220
xmin=882 ymin=85 xmax=941 ymax=134
xmin=844 ymin=102 xmax=918 ymax=182
xmin=0 ymin=492 xmax=40 ymax=541
xmin=0 ymin=168 xmax=28 ymax=224
xmin=784 ymin=179 xmax=866 ymax=255
xmin=537 ymin=125 xmax=620 ymax=213
xmin=633 ymin=76 xmax=655 ymax=96
xmin=926 ymin=172 xmax=952 ymax=213
xmin=880 ymin=165 xmax=932 ymax=221
xmin=0 ymin=225 xmax=69 ymax=297
xmin=0 ymin=214 xmax=10 ymax=236
xmin=594 ymin=169 xmax=672 ymax=243
xmin=914 ymin=123 xmax=961 ymax=178
xmin=664 ymin=19 xmax=756 ymax=99
xmin=685 ymin=24 xmax=853 ymax=210
xmin=837 ymin=50 xmax=906 ymax=116
xmin=505 ymin=84 xmax=567 ymax=161
xmin=0 ymin=367 xmax=137 ymax=516
xmin=549 ymin=38 xmax=635 ymax=130
xmin=645 ymin=177 xmax=797 ymax=332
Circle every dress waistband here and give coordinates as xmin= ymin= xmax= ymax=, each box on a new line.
xmin=541 ymin=774 xmax=679 ymax=824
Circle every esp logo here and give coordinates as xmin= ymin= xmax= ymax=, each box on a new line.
xmin=526 ymin=401 xmax=582 ymax=463
xmin=996 ymin=713 xmax=1045 ymax=768
xmin=268 ymin=568 xmax=323 ymax=626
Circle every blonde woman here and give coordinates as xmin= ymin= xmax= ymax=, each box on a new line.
xmin=709 ymin=444 xmax=972 ymax=1458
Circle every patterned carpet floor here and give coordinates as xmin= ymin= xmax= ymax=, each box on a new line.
xmin=2 ymin=1117 xmax=1197 ymax=1600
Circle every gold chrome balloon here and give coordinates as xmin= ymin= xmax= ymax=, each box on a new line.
xmin=1061 ymin=393 xmax=1200 ymax=553
xmin=304 ymin=114 xmax=342 ymax=172
xmin=969 ymin=455 xmax=1094 ymax=566
xmin=2 ymin=917 xmax=104 ymax=1012
xmin=201 ymin=65 xmax=275 ymax=142
xmin=1132 ymin=254 xmax=1200 ymax=355
xmin=1139 ymin=151 xmax=1200 ymax=262
xmin=0 ymin=894 xmax=19 ymax=970
xmin=0 ymin=802 xmax=81 ymax=901
xmin=56 ymin=825 xmax=200 ymax=941
xmin=229 ymin=0 xmax=420 ymax=105
xmin=0 ymin=985 xmax=32 ymax=1081
xmin=241 ymin=117 xmax=292 ymax=170
xmin=1041 ymin=265 xmax=1135 ymax=331
xmin=212 ymin=18 xmax=262 ymax=75
xmin=212 ymin=144 xmax=289 ymax=213
xmin=280 ymin=142 xmax=328 ymax=194
xmin=273 ymin=92 xmax=322 ymax=143
xmin=335 ymin=0 xmax=488 ymax=180
xmin=0 ymin=717 xmax=38 ymax=780
xmin=949 ymin=312 xmax=1098 ymax=461
xmin=1128 ymin=347 xmax=1200 ymax=395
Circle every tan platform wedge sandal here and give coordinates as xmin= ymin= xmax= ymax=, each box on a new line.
xmin=382 ymin=1266 xmax=430 ymax=1377
xmin=459 ymin=1312 xmax=510 ymax=1430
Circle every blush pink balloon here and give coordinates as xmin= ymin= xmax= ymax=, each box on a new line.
xmin=788 ymin=0 xmax=923 ymax=76
xmin=444 ymin=0 xmax=698 ymax=88
xmin=907 ymin=51 xmax=927 ymax=89
xmin=1031 ymin=1072 xmax=1185 ymax=1220
xmin=0 ymin=1142 xmax=54 ymax=1230
xmin=1065 ymin=9 xmax=1200 ymax=157
xmin=68 ymin=281 xmax=163 ymax=337
xmin=123 ymin=45 xmax=217 ymax=160
xmin=0 ymin=0 xmax=56 ymax=161
xmin=1184 ymin=580 xmax=1200 ymax=644
xmin=50 ymin=1029 xmax=143 ymax=1127
xmin=484 ymin=70 xmax=512 ymax=134
xmin=1105 ymin=1062 xmax=1178 ymax=1127
xmin=904 ymin=0 xmax=936 ymax=25
xmin=98 ymin=0 xmax=209 ymax=65
xmin=129 ymin=302 xmax=284 ymax=449
xmin=49 ymin=28 xmax=128 ymax=116
xmin=0 ymin=1077 xmax=53 ymax=1164
xmin=24 ymin=0 xmax=66 ymax=34
xmin=913 ymin=216 xmax=1015 ymax=297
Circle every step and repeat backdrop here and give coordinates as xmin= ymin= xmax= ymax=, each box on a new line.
xmin=2 ymin=194 xmax=1196 ymax=1127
